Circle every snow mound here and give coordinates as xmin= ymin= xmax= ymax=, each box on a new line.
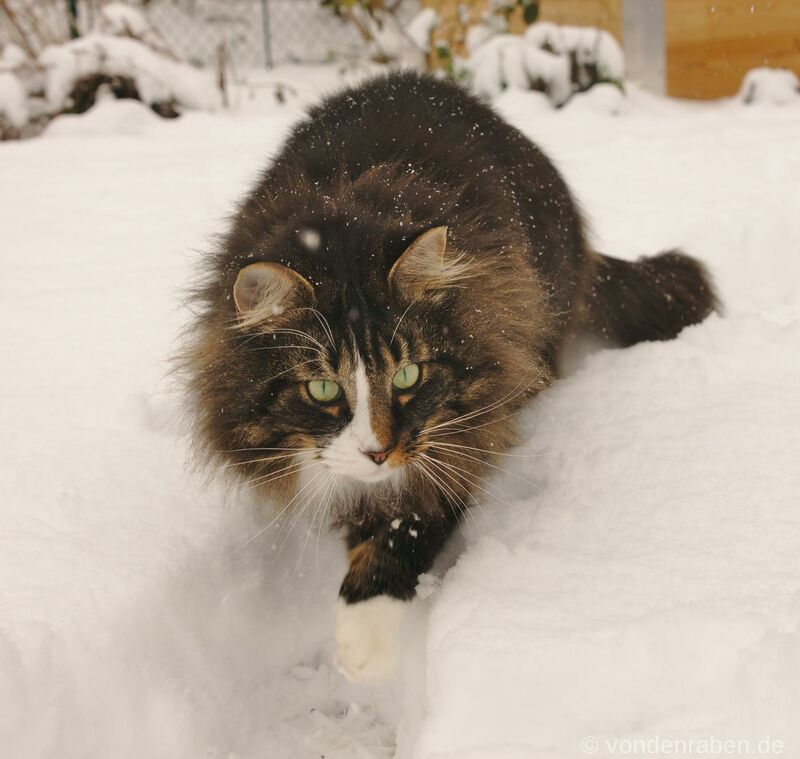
xmin=40 ymin=34 xmax=221 ymax=113
xmin=562 ymin=82 xmax=627 ymax=115
xmin=416 ymin=314 xmax=800 ymax=757
xmin=738 ymin=67 xmax=800 ymax=106
xmin=1 ymin=503 xmax=400 ymax=758
xmin=43 ymin=94 xmax=160 ymax=137
xmin=0 ymin=71 xmax=28 ymax=129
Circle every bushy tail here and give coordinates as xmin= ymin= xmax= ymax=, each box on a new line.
xmin=585 ymin=250 xmax=718 ymax=347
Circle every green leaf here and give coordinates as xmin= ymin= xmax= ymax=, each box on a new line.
xmin=523 ymin=2 xmax=539 ymax=25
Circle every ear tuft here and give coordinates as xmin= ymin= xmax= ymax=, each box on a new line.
xmin=233 ymin=262 xmax=313 ymax=326
xmin=388 ymin=226 xmax=475 ymax=298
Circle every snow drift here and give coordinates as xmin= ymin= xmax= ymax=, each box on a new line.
xmin=1 ymin=67 xmax=799 ymax=758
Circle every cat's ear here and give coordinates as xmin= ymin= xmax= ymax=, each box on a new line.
xmin=388 ymin=226 xmax=472 ymax=298
xmin=233 ymin=262 xmax=313 ymax=325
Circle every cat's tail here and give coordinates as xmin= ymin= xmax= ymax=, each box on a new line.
xmin=584 ymin=249 xmax=719 ymax=347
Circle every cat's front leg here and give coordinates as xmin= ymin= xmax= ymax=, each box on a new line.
xmin=335 ymin=513 xmax=454 ymax=683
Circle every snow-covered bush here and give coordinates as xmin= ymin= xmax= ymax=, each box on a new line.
xmin=321 ymin=0 xmax=428 ymax=68
xmin=467 ymin=34 xmax=571 ymax=104
xmin=40 ymin=3 xmax=219 ymax=116
xmin=464 ymin=21 xmax=625 ymax=107
xmin=40 ymin=34 xmax=221 ymax=116
xmin=405 ymin=7 xmax=439 ymax=56
xmin=0 ymin=71 xmax=29 ymax=138
xmin=738 ymin=67 xmax=800 ymax=106
xmin=93 ymin=2 xmax=178 ymax=61
xmin=0 ymin=42 xmax=28 ymax=72
xmin=0 ymin=2 xmax=222 ymax=138
xmin=96 ymin=2 xmax=154 ymax=38
xmin=0 ymin=43 xmax=35 ymax=138
xmin=526 ymin=22 xmax=624 ymax=87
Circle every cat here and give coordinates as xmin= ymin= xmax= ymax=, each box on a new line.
xmin=182 ymin=71 xmax=717 ymax=683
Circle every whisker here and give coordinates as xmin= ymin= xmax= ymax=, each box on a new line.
xmin=390 ymin=301 xmax=416 ymax=345
xmin=234 ymin=459 xmax=319 ymax=493
xmin=278 ymin=470 xmax=334 ymax=561
xmin=422 ymin=439 xmax=547 ymax=459
xmin=304 ymin=307 xmax=336 ymax=352
xmin=421 ymin=380 xmax=528 ymax=432
xmin=423 ymin=378 xmax=535 ymax=434
xmin=223 ymin=451 xmax=305 ymax=469
xmin=411 ymin=461 xmax=466 ymax=519
xmin=291 ymin=471 xmax=336 ymax=571
xmin=426 ymin=410 xmax=524 ymax=439
xmin=417 ymin=463 xmax=490 ymax=531
xmin=262 ymin=358 xmax=320 ymax=383
xmin=263 ymin=328 xmax=327 ymax=353
xmin=417 ymin=457 xmax=485 ymax=530
xmin=223 ymin=446 xmax=321 ymax=454
xmin=420 ymin=453 xmax=514 ymax=510
xmin=425 ymin=442 xmax=542 ymax=490
xmin=247 ymin=343 xmax=325 ymax=355
xmin=218 ymin=323 xmax=323 ymax=354
xmin=412 ymin=459 xmax=470 ymax=526
xmin=231 ymin=468 xmax=326 ymax=554
xmin=315 ymin=472 xmax=339 ymax=570
xmin=226 ymin=324 xmax=329 ymax=355
xmin=421 ymin=451 xmax=499 ymax=492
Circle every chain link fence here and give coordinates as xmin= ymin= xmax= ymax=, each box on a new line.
xmin=144 ymin=0 xmax=375 ymax=70
xmin=0 ymin=0 xmax=398 ymax=69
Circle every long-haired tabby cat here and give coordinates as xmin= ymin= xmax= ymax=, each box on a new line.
xmin=184 ymin=72 xmax=716 ymax=682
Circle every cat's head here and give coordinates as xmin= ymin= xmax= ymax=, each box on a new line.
xmin=188 ymin=223 xmax=548 ymax=505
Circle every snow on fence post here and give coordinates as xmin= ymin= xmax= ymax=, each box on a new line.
xmin=622 ymin=0 xmax=665 ymax=95
xmin=260 ymin=0 xmax=273 ymax=68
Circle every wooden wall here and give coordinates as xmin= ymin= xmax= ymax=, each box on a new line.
xmin=421 ymin=0 xmax=800 ymax=99
xmin=665 ymin=0 xmax=800 ymax=99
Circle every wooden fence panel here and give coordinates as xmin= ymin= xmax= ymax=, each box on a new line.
xmin=665 ymin=0 xmax=800 ymax=98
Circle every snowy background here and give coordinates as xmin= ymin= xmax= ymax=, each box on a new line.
xmin=2 ymin=64 xmax=800 ymax=758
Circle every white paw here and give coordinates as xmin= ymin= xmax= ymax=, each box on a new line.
xmin=334 ymin=595 xmax=406 ymax=684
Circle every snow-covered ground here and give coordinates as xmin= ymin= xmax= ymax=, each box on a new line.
xmin=1 ymin=66 xmax=799 ymax=759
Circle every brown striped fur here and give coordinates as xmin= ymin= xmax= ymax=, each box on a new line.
xmin=180 ymin=72 xmax=717 ymax=607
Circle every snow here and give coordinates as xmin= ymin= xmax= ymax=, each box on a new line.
xmin=2 ymin=66 xmax=800 ymax=759
xmin=561 ymin=82 xmax=627 ymax=115
xmin=525 ymin=21 xmax=625 ymax=82
xmin=96 ymin=2 xmax=152 ymax=38
xmin=738 ymin=67 xmax=800 ymax=105
xmin=39 ymin=34 xmax=221 ymax=113
xmin=466 ymin=22 xmax=623 ymax=105
xmin=418 ymin=317 xmax=800 ymax=757
xmin=405 ymin=8 xmax=439 ymax=55
xmin=468 ymin=34 xmax=572 ymax=103
xmin=464 ymin=23 xmax=495 ymax=55
xmin=0 ymin=70 xmax=27 ymax=128
xmin=1 ymin=42 xmax=28 ymax=70
xmin=351 ymin=6 xmax=426 ymax=69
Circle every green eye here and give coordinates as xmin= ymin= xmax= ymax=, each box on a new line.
xmin=306 ymin=379 xmax=341 ymax=403
xmin=392 ymin=363 xmax=420 ymax=390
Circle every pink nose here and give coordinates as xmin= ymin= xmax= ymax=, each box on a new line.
xmin=364 ymin=448 xmax=391 ymax=465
